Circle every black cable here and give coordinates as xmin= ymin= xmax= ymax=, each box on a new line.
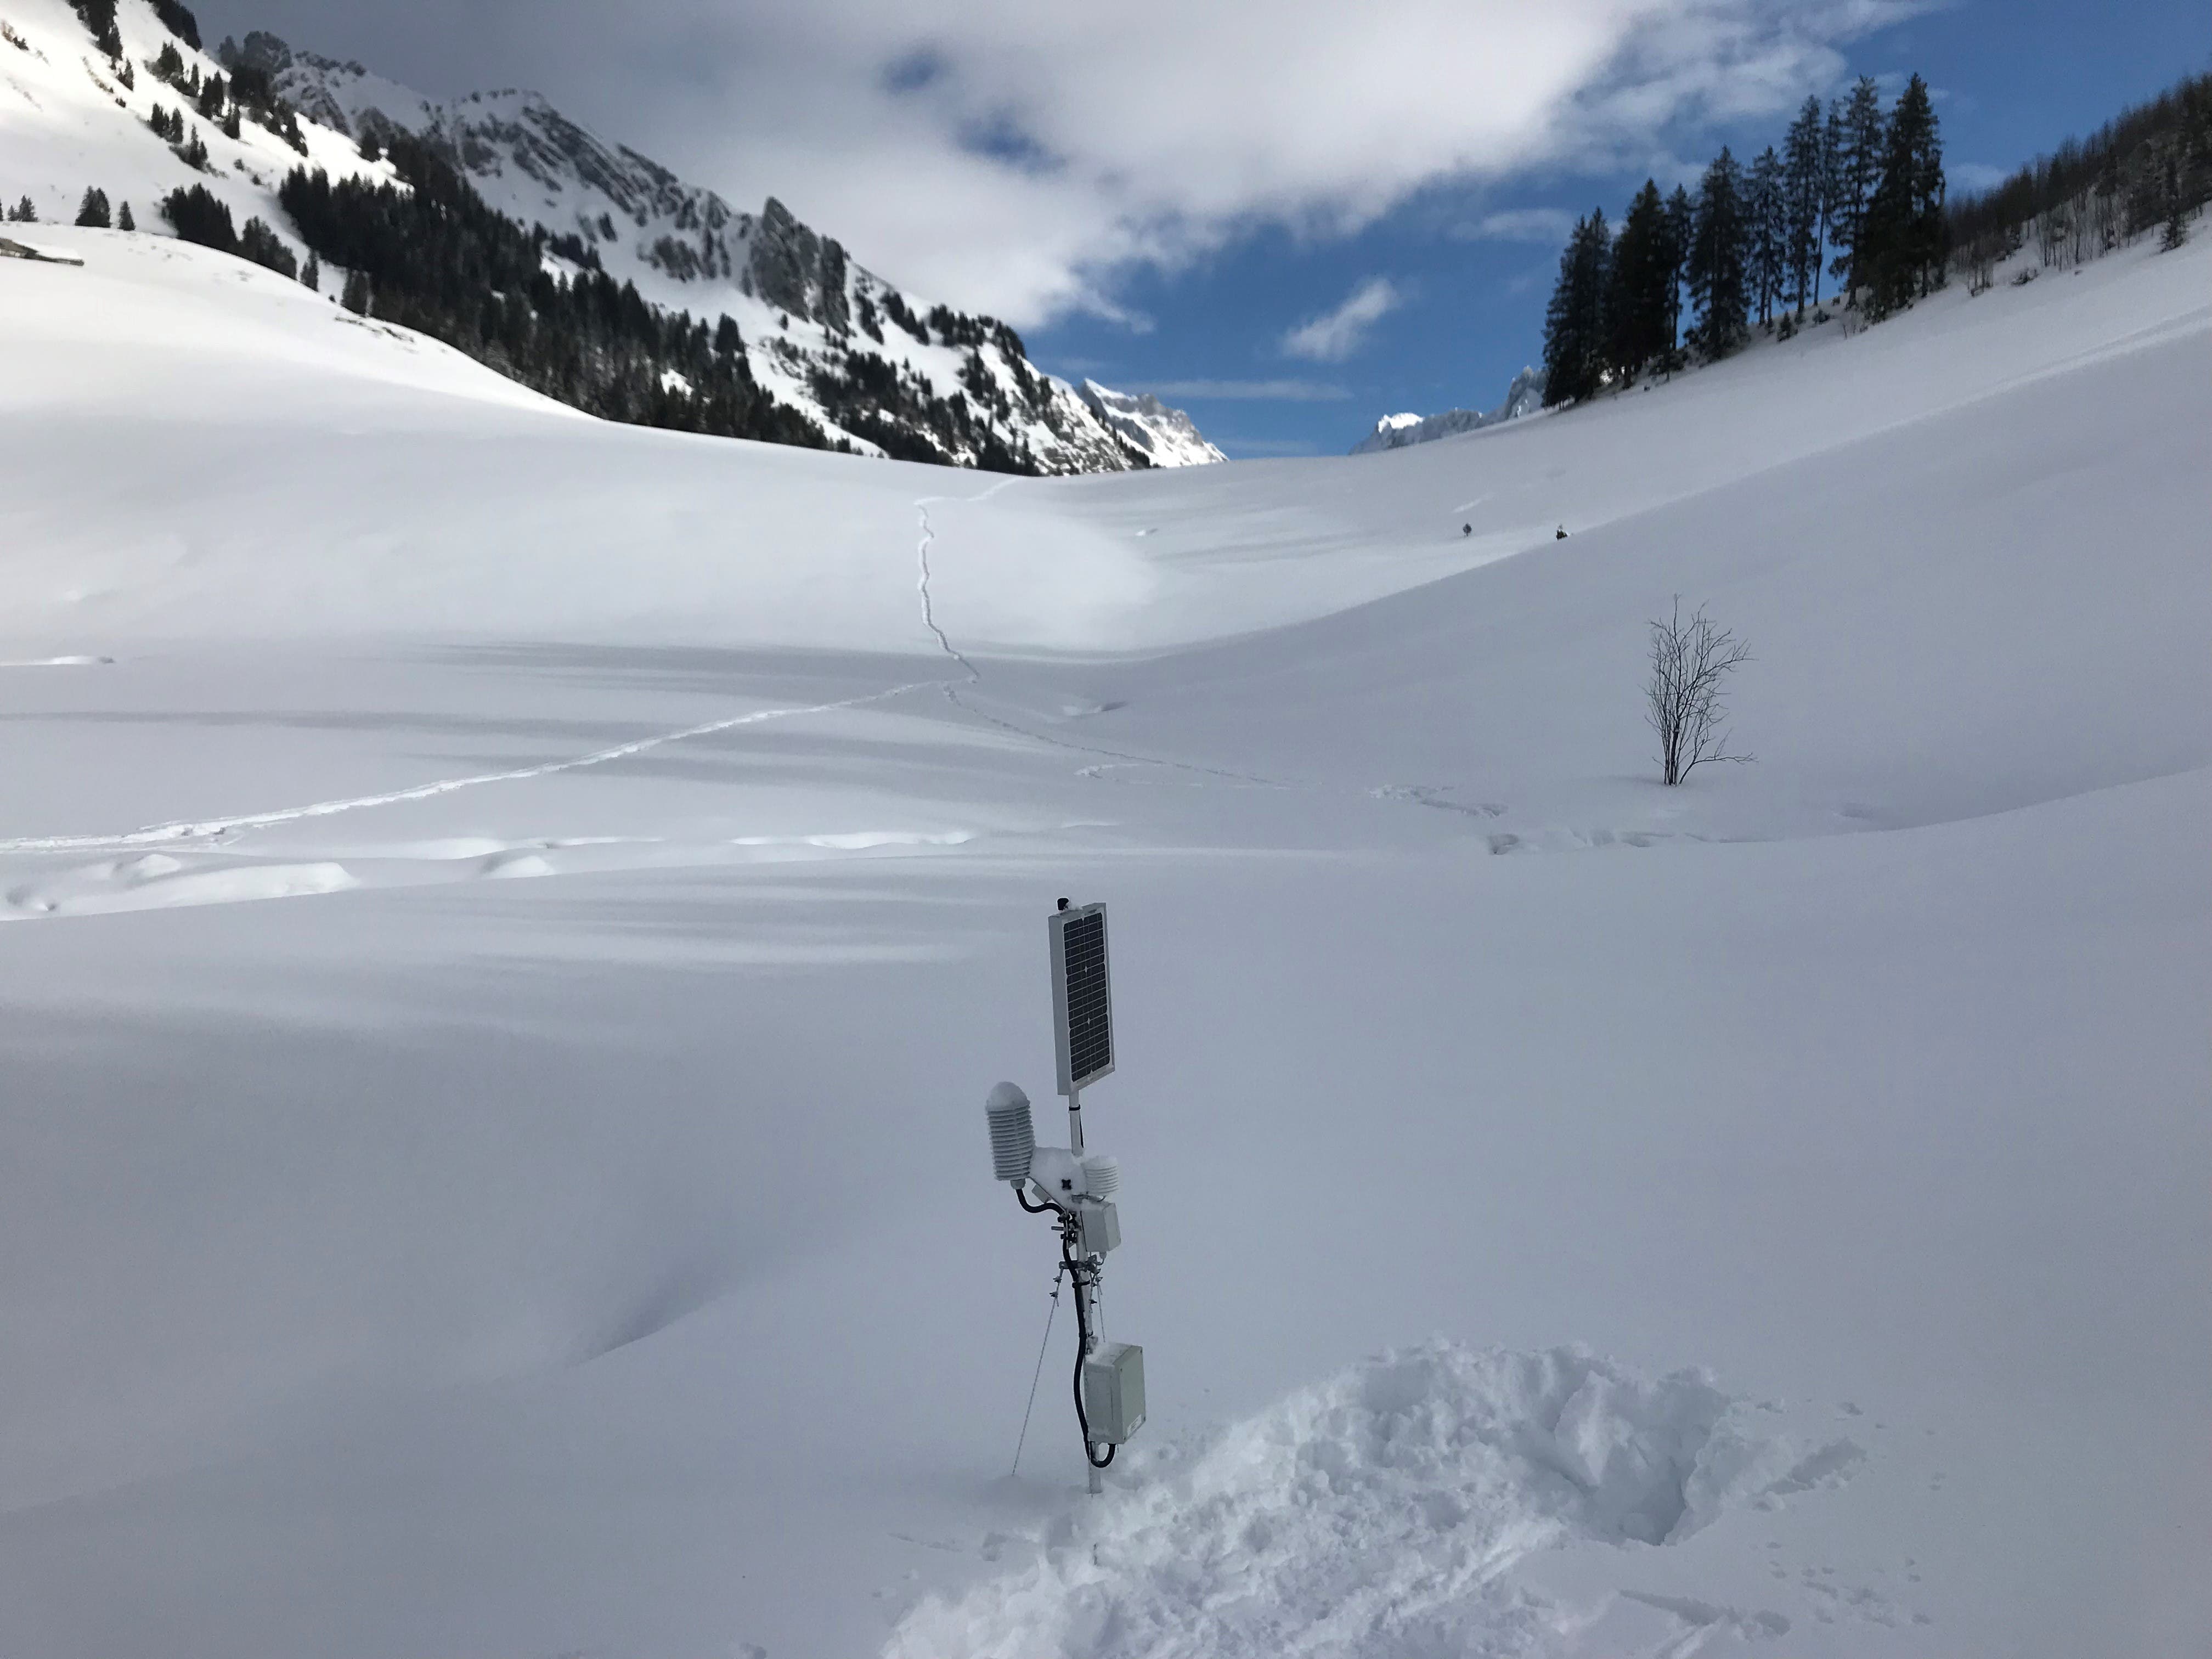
xmin=1014 ymin=1182 xmax=1056 ymax=1214
xmin=1062 ymin=1226 xmax=1116 ymax=1470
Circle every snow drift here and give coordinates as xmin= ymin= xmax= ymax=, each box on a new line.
xmin=889 ymin=1342 xmax=1859 ymax=1658
xmin=0 ymin=150 xmax=2204 ymax=1659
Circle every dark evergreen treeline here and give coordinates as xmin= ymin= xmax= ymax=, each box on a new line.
xmin=67 ymin=0 xmax=121 ymax=58
xmin=805 ymin=349 xmax=1041 ymax=473
xmin=160 ymin=182 xmax=299 ymax=279
xmin=1948 ymin=71 xmax=2210 ymax=281
xmin=69 ymin=0 xmax=201 ymax=59
xmin=1543 ymin=72 xmax=1945 ymax=407
xmin=148 ymin=42 xmax=307 ymax=155
xmin=273 ymin=135 xmax=827 ymax=450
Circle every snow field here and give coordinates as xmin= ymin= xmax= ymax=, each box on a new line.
xmin=0 ymin=207 xmax=2205 ymax=1656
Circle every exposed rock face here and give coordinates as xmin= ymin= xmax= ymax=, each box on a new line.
xmin=747 ymin=198 xmax=849 ymax=334
xmin=1079 ymin=381 xmax=1228 ymax=467
xmin=1351 ymin=366 xmax=1547 ymax=455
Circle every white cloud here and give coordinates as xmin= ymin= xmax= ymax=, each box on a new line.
xmin=1282 ymin=278 xmax=1403 ymax=363
xmin=1457 ymin=207 xmax=1581 ymax=244
xmin=219 ymin=0 xmax=1933 ymax=325
xmin=1138 ymin=379 xmax=1353 ymax=401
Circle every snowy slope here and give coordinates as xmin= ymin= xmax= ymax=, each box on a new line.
xmin=224 ymin=28 xmax=1223 ymax=474
xmin=0 ymin=0 xmax=388 ymax=255
xmin=0 ymin=206 xmax=2205 ymax=1659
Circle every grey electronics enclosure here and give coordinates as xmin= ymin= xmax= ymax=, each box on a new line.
xmin=1076 ymin=1197 xmax=1120 ymax=1258
xmin=1082 ymin=1342 xmax=1146 ymax=1443
xmin=1049 ymin=902 xmax=1114 ymax=1096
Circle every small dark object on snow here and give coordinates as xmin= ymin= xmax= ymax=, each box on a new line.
xmin=1555 ymin=525 xmax=1568 ymax=539
xmin=1462 ymin=523 xmax=1471 ymax=537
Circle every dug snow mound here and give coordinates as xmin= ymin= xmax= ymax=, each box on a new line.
xmin=888 ymin=1342 xmax=1855 ymax=1658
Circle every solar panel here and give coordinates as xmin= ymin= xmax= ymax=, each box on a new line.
xmin=1050 ymin=902 xmax=1114 ymax=1094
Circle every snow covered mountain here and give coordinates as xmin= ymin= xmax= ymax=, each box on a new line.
xmin=1352 ymin=364 xmax=1546 ymax=453
xmin=0 ymin=0 xmax=391 ymax=247
xmin=215 ymin=28 xmax=1221 ymax=475
xmin=1076 ymin=379 xmax=1228 ymax=466
xmin=0 ymin=0 xmax=1221 ymax=473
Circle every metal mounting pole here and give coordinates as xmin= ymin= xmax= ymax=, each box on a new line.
xmin=1067 ymin=1082 xmax=1085 ymax=1155
xmin=1079 ymin=1249 xmax=1105 ymax=1495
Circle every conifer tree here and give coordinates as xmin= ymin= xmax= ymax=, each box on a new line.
xmin=1903 ymin=75 xmax=1946 ymax=290
xmin=1663 ymin=184 xmax=1694 ymax=363
xmin=1542 ymin=208 xmax=1612 ymax=405
xmin=10 ymin=195 xmax=36 ymax=223
xmin=1818 ymin=97 xmax=1847 ymax=306
xmin=1748 ymin=146 xmax=1787 ymax=325
xmin=1604 ymin=180 xmax=1673 ymax=384
xmin=237 ymin=216 xmax=297 ymax=279
xmin=1688 ymin=148 xmax=1751 ymax=359
xmin=2160 ymin=153 xmax=2191 ymax=249
xmin=69 ymin=0 xmax=121 ymax=58
xmin=75 ymin=187 xmax=111 ymax=228
xmin=302 ymin=252 xmax=320 ymax=291
xmin=117 ymin=200 xmax=136 ymax=232
xmin=1829 ymin=76 xmax=1887 ymax=303
xmin=160 ymin=183 xmax=235 ymax=250
xmin=1860 ymin=74 xmax=1944 ymax=319
xmin=340 ymin=269 xmax=371 ymax=315
xmin=1783 ymin=97 xmax=1825 ymax=313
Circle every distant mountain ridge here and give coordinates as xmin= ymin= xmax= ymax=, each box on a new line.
xmin=1076 ymin=380 xmax=1227 ymax=467
xmin=222 ymin=29 xmax=1221 ymax=473
xmin=1351 ymin=366 xmax=1546 ymax=455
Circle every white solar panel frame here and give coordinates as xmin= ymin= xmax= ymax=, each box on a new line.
xmin=1049 ymin=901 xmax=1114 ymax=1096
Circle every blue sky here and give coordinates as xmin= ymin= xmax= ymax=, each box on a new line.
xmin=1030 ymin=0 xmax=2210 ymax=457
xmin=212 ymin=1 xmax=2208 ymax=461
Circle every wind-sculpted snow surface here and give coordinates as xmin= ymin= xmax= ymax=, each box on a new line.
xmin=890 ymin=1344 xmax=1849 ymax=1658
xmin=0 ymin=162 xmax=2206 ymax=1659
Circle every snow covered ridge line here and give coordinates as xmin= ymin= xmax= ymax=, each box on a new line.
xmin=1078 ymin=379 xmax=1228 ymax=467
xmin=0 ymin=1 xmax=1222 ymax=473
xmin=221 ymin=28 xmax=1223 ymax=474
xmin=1352 ymin=365 xmax=1545 ymax=454
xmin=885 ymin=1341 xmax=1867 ymax=1657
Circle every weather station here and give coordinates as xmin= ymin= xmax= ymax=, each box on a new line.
xmin=985 ymin=898 xmax=1144 ymax=1495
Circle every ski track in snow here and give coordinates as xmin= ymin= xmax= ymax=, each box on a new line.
xmin=0 ymin=680 xmax=950 ymax=857
xmin=913 ymin=491 xmax=1335 ymax=795
xmin=910 ymin=494 xmax=1723 ymax=855
xmin=0 ymin=475 xmax=1231 ymax=870
xmin=0 ymin=481 xmax=1762 ymax=910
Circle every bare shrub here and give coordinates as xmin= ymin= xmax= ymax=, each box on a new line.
xmin=1646 ymin=597 xmax=1753 ymax=786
